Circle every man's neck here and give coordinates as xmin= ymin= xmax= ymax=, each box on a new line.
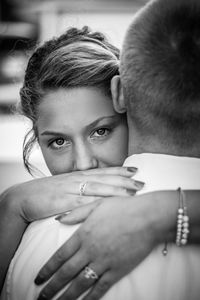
xmin=128 ymin=128 xmax=200 ymax=158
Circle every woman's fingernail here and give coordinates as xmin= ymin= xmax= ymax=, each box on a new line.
xmin=55 ymin=211 xmax=71 ymax=221
xmin=37 ymin=294 xmax=48 ymax=300
xmin=34 ymin=275 xmax=45 ymax=285
xmin=127 ymin=189 xmax=136 ymax=196
xmin=135 ymin=180 xmax=145 ymax=189
xmin=127 ymin=167 xmax=138 ymax=173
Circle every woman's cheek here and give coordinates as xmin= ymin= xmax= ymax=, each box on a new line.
xmin=108 ymin=126 xmax=128 ymax=165
xmin=100 ymin=139 xmax=128 ymax=167
xmin=43 ymin=152 xmax=72 ymax=175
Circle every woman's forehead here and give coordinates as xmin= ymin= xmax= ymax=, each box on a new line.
xmin=37 ymin=87 xmax=117 ymax=132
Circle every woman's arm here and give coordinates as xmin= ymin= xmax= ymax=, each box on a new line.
xmin=0 ymin=167 xmax=138 ymax=291
xmin=35 ymin=190 xmax=200 ymax=300
xmin=0 ymin=186 xmax=27 ymax=291
xmin=61 ymin=190 xmax=200 ymax=244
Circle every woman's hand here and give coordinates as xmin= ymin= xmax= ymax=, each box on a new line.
xmin=35 ymin=194 xmax=163 ymax=300
xmin=11 ymin=166 xmax=142 ymax=223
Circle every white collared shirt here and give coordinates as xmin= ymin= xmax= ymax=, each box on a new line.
xmin=1 ymin=154 xmax=200 ymax=300
xmin=124 ymin=153 xmax=200 ymax=192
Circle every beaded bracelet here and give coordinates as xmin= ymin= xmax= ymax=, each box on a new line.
xmin=162 ymin=188 xmax=190 ymax=256
xmin=176 ymin=188 xmax=190 ymax=247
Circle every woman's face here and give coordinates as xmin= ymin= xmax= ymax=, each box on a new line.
xmin=37 ymin=87 xmax=128 ymax=175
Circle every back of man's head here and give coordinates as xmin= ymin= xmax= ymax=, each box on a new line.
xmin=120 ymin=0 xmax=200 ymax=156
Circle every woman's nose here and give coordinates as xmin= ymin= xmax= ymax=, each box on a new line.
xmin=73 ymin=143 xmax=98 ymax=171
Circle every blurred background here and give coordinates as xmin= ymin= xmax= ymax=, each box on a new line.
xmin=0 ymin=0 xmax=148 ymax=193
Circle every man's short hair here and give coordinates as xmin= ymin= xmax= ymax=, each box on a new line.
xmin=120 ymin=0 xmax=200 ymax=147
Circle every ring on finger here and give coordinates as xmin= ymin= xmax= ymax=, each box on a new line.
xmin=83 ymin=266 xmax=99 ymax=280
xmin=79 ymin=182 xmax=87 ymax=196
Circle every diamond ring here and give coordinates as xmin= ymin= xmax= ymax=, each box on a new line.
xmin=83 ymin=266 xmax=99 ymax=280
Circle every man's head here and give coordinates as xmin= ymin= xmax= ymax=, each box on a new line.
xmin=113 ymin=0 xmax=200 ymax=156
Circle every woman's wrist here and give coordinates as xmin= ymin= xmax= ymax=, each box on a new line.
xmin=150 ymin=189 xmax=200 ymax=247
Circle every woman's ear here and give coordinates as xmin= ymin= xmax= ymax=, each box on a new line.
xmin=111 ymin=75 xmax=127 ymax=113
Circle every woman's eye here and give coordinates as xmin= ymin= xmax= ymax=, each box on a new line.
xmin=50 ymin=138 xmax=69 ymax=149
xmin=92 ymin=128 xmax=110 ymax=138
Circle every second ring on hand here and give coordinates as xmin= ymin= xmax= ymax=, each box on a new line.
xmin=79 ymin=182 xmax=87 ymax=196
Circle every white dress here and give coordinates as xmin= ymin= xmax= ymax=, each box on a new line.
xmin=1 ymin=154 xmax=200 ymax=300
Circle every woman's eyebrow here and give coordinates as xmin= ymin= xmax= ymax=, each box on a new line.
xmin=40 ymin=130 xmax=65 ymax=136
xmin=85 ymin=115 xmax=118 ymax=131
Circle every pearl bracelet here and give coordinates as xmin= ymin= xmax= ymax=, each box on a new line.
xmin=176 ymin=188 xmax=190 ymax=247
xmin=162 ymin=188 xmax=190 ymax=256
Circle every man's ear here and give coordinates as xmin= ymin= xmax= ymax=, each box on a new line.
xmin=111 ymin=75 xmax=127 ymax=113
